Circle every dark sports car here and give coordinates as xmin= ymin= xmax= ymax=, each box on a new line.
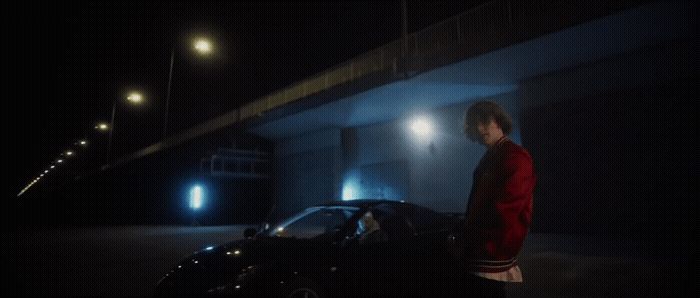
xmin=153 ymin=199 xmax=464 ymax=297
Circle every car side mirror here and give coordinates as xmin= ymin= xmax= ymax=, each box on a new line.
xmin=244 ymin=228 xmax=257 ymax=239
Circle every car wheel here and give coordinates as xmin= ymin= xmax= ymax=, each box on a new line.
xmin=284 ymin=277 xmax=325 ymax=298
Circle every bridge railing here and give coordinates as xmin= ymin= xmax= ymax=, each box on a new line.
xmin=238 ymin=0 xmax=511 ymax=122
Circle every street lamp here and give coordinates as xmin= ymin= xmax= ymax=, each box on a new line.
xmin=162 ymin=37 xmax=214 ymax=139
xmin=95 ymin=123 xmax=109 ymax=131
xmin=106 ymin=92 xmax=145 ymax=165
xmin=126 ymin=92 xmax=143 ymax=104
xmin=193 ymin=38 xmax=213 ymax=55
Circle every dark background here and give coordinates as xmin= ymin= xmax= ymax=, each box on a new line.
xmin=8 ymin=1 xmax=491 ymax=225
xmin=3 ymin=2 xmax=696 ymax=296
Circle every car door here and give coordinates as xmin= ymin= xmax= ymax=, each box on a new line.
xmin=401 ymin=205 xmax=460 ymax=295
xmin=269 ymin=207 xmax=355 ymax=293
xmin=334 ymin=207 xmax=399 ymax=297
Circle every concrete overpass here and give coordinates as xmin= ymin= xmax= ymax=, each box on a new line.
xmin=111 ymin=0 xmax=682 ymax=167
xmin=70 ymin=0 xmax=694 ymax=230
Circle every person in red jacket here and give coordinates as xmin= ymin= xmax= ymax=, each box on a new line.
xmin=459 ymin=101 xmax=536 ymax=297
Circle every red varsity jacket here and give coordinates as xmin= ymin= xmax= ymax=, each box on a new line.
xmin=462 ymin=137 xmax=536 ymax=273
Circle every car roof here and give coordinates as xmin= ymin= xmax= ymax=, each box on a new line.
xmin=316 ymin=199 xmax=420 ymax=210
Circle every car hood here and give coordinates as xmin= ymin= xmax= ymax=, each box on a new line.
xmin=160 ymin=236 xmax=332 ymax=281
xmin=155 ymin=235 xmax=337 ymax=296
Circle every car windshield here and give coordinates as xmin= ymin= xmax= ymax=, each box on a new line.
xmin=267 ymin=206 xmax=360 ymax=239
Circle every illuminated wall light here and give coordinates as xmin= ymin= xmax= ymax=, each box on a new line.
xmin=410 ymin=117 xmax=433 ymax=138
xmin=342 ymin=184 xmax=355 ymax=201
xmin=189 ymin=185 xmax=203 ymax=210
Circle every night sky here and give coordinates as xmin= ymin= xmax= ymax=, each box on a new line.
xmin=10 ymin=1 xmax=489 ymax=195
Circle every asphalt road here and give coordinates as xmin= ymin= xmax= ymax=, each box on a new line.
xmin=7 ymin=226 xmax=692 ymax=297
xmin=10 ymin=225 xmax=252 ymax=297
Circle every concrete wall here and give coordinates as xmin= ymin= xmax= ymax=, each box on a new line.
xmin=273 ymin=128 xmax=344 ymax=220
xmin=342 ymin=92 xmax=521 ymax=212
xmin=272 ymin=92 xmax=522 ymax=216
xmin=519 ymin=39 xmax=696 ymax=234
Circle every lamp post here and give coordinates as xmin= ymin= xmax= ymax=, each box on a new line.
xmin=163 ymin=47 xmax=175 ymax=139
xmin=106 ymin=100 xmax=117 ymax=165
xmin=106 ymin=92 xmax=144 ymax=165
xmin=162 ymin=37 xmax=213 ymax=139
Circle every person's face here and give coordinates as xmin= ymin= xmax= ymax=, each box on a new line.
xmin=475 ymin=118 xmax=503 ymax=147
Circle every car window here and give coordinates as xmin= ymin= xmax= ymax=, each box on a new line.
xmin=400 ymin=204 xmax=450 ymax=234
xmin=373 ymin=204 xmax=415 ymax=240
xmin=270 ymin=207 xmax=359 ymax=239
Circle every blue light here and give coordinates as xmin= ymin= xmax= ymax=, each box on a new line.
xmin=189 ymin=185 xmax=203 ymax=210
xmin=205 ymin=246 xmax=214 ymax=251
xmin=342 ymin=184 xmax=355 ymax=201
xmin=342 ymin=177 xmax=362 ymax=201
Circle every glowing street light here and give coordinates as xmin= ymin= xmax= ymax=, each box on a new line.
xmin=104 ymin=92 xmax=146 ymax=165
xmin=65 ymin=151 xmax=74 ymax=156
xmin=57 ymin=159 xmax=64 ymax=163
xmin=126 ymin=92 xmax=144 ymax=104
xmin=50 ymin=165 xmax=55 ymax=169
xmin=79 ymin=140 xmax=88 ymax=146
xmin=95 ymin=123 xmax=109 ymax=131
xmin=193 ymin=39 xmax=213 ymax=55
xmin=163 ymin=36 xmax=215 ymax=139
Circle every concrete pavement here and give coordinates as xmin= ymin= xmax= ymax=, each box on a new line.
xmin=8 ymin=227 xmax=692 ymax=297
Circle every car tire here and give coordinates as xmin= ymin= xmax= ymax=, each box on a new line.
xmin=284 ymin=277 xmax=325 ymax=298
